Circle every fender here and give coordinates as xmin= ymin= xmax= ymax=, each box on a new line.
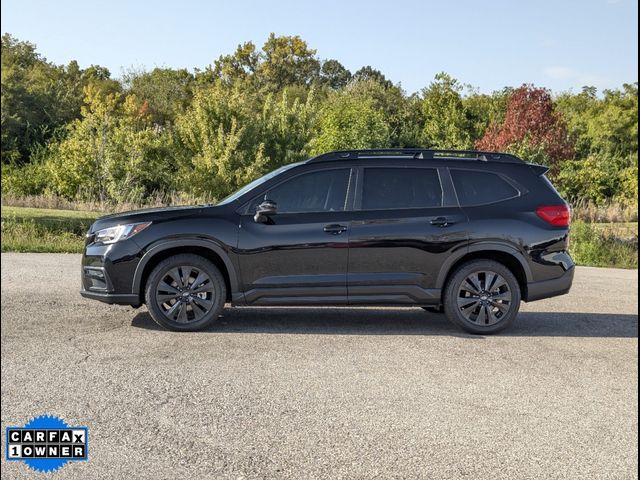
xmin=435 ymin=241 xmax=533 ymax=289
xmin=131 ymin=238 xmax=240 ymax=295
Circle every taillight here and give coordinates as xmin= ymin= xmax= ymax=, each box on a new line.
xmin=536 ymin=204 xmax=571 ymax=227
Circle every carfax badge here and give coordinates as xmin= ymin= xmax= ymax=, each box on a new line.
xmin=5 ymin=415 xmax=88 ymax=473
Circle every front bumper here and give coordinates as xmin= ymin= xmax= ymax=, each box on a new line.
xmin=525 ymin=265 xmax=575 ymax=302
xmin=81 ymin=240 xmax=142 ymax=306
xmin=80 ymin=289 xmax=141 ymax=306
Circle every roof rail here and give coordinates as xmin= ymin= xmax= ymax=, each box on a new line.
xmin=307 ymin=148 xmax=525 ymax=164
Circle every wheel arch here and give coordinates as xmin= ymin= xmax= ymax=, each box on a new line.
xmin=437 ymin=243 xmax=532 ymax=301
xmin=133 ymin=239 xmax=238 ymax=304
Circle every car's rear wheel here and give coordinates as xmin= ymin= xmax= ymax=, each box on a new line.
xmin=145 ymin=254 xmax=226 ymax=331
xmin=443 ymin=260 xmax=521 ymax=334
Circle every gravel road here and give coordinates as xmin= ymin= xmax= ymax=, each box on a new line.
xmin=1 ymin=253 xmax=637 ymax=479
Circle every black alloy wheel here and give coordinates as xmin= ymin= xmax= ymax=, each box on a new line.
xmin=444 ymin=260 xmax=521 ymax=334
xmin=145 ymin=254 xmax=226 ymax=331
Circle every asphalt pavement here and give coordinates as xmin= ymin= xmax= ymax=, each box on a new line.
xmin=1 ymin=253 xmax=637 ymax=479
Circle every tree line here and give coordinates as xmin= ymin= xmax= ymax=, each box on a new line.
xmin=1 ymin=33 xmax=637 ymax=206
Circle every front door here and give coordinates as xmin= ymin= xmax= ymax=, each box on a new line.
xmin=347 ymin=166 xmax=468 ymax=304
xmin=237 ymin=167 xmax=353 ymax=305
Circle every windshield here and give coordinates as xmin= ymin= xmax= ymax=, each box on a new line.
xmin=217 ymin=163 xmax=300 ymax=205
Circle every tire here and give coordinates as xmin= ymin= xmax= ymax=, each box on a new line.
xmin=144 ymin=254 xmax=226 ymax=331
xmin=443 ymin=260 xmax=521 ymax=334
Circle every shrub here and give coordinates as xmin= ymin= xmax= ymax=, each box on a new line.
xmin=570 ymin=220 xmax=638 ymax=269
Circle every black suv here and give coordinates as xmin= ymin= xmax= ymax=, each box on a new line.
xmin=81 ymin=149 xmax=574 ymax=334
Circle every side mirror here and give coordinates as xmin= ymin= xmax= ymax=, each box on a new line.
xmin=254 ymin=199 xmax=277 ymax=223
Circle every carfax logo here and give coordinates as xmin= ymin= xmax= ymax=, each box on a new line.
xmin=5 ymin=415 xmax=88 ymax=473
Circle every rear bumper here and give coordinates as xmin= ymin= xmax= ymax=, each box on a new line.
xmin=525 ymin=265 xmax=575 ymax=302
xmin=80 ymin=289 xmax=141 ymax=307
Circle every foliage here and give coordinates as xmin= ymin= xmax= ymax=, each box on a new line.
xmin=312 ymin=93 xmax=390 ymax=154
xmin=569 ymin=220 xmax=638 ymax=269
xmin=319 ymin=59 xmax=352 ymax=90
xmin=123 ymin=67 xmax=195 ymax=126
xmin=463 ymin=87 xmax=511 ymax=143
xmin=1 ymin=154 xmax=50 ymax=196
xmin=174 ymin=82 xmax=319 ymax=200
xmin=0 ymin=33 xmax=637 ymax=209
xmin=558 ymin=153 xmax=638 ymax=206
xmin=421 ymin=73 xmax=472 ymax=149
xmin=1 ymin=34 xmax=120 ymax=164
xmin=207 ymin=34 xmax=320 ymax=92
xmin=45 ymin=86 xmax=176 ymax=203
xmin=554 ymin=83 xmax=638 ymax=205
xmin=343 ymin=79 xmax=421 ymax=147
xmin=476 ymin=85 xmax=574 ymax=174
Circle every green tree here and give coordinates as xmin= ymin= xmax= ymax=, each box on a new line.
xmin=47 ymin=86 xmax=174 ymax=202
xmin=421 ymin=73 xmax=472 ymax=149
xmin=312 ymin=93 xmax=390 ymax=153
xmin=207 ymin=41 xmax=260 ymax=87
xmin=463 ymin=87 xmax=511 ymax=144
xmin=555 ymin=86 xmax=599 ymax=158
xmin=259 ymin=88 xmax=320 ymax=170
xmin=258 ymin=34 xmax=320 ymax=91
xmin=554 ymin=84 xmax=637 ymax=204
xmin=1 ymin=34 xmax=120 ymax=164
xmin=174 ymin=82 xmax=267 ymax=199
xmin=342 ymin=79 xmax=422 ymax=147
xmin=352 ymin=66 xmax=393 ymax=89
xmin=319 ymin=59 xmax=352 ymax=90
xmin=124 ymin=67 xmax=195 ymax=126
xmin=587 ymin=83 xmax=638 ymax=157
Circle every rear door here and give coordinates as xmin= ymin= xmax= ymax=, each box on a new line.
xmin=347 ymin=166 xmax=468 ymax=304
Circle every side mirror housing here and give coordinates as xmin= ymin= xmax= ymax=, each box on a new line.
xmin=254 ymin=199 xmax=277 ymax=223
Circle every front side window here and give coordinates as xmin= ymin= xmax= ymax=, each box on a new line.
xmin=451 ymin=170 xmax=519 ymax=206
xmin=218 ymin=163 xmax=299 ymax=205
xmin=259 ymin=169 xmax=351 ymax=213
xmin=361 ymin=168 xmax=442 ymax=210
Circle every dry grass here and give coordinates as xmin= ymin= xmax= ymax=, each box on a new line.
xmin=1 ymin=193 xmax=212 ymax=213
xmin=571 ymin=198 xmax=638 ymax=223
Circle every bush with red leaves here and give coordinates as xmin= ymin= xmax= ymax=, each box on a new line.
xmin=476 ymin=85 xmax=574 ymax=172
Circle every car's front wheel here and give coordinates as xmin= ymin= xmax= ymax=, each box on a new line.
xmin=443 ymin=260 xmax=521 ymax=334
xmin=145 ymin=254 xmax=226 ymax=331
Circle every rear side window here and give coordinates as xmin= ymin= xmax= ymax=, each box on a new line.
xmin=451 ymin=170 xmax=519 ymax=206
xmin=362 ymin=168 xmax=442 ymax=210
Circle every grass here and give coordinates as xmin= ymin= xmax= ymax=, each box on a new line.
xmin=1 ymin=206 xmax=101 ymax=253
xmin=570 ymin=220 xmax=638 ymax=269
xmin=571 ymin=198 xmax=638 ymax=223
xmin=1 ymin=206 xmax=638 ymax=268
xmin=591 ymin=222 xmax=638 ymax=237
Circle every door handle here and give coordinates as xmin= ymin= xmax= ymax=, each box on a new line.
xmin=323 ymin=224 xmax=348 ymax=235
xmin=430 ymin=217 xmax=455 ymax=227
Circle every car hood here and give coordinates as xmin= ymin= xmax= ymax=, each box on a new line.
xmin=90 ymin=205 xmax=221 ymax=232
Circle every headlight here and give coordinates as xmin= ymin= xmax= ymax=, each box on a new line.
xmin=94 ymin=222 xmax=152 ymax=244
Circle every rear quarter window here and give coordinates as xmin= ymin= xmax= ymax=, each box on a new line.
xmin=451 ymin=169 xmax=519 ymax=206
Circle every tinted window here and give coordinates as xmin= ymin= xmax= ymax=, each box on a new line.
xmin=362 ymin=168 xmax=442 ymax=210
xmin=218 ymin=163 xmax=298 ymax=205
xmin=451 ymin=170 xmax=519 ymax=206
xmin=262 ymin=169 xmax=350 ymax=213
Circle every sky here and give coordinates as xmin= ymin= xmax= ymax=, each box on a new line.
xmin=2 ymin=0 xmax=637 ymax=94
